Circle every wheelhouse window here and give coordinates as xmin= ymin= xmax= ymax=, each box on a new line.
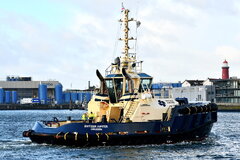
xmin=114 ymin=79 xmax=123 ymax=101
xmin=105 ymin=78 xmax=123 ymax=103
xmin=125 ymin=79 xmax=134 ymax=94
xmin=139 ymin=78 xmax=152 ymax=92
xmin=125 ymin=80 xmax=129 ymax=93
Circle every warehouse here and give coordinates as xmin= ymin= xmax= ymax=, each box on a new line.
xmin=0 ymin=76 xmax=60 ymax=101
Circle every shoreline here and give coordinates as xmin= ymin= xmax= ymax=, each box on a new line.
xmin=0 ymin=104 xmax=85 ymax=110
xmin=217 ymin=105 xmax=240 ymax=112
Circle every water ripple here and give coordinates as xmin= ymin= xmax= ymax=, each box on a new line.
xmin=0 ymin=111 xmax=240 ymax=160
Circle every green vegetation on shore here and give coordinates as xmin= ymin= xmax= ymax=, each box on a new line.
xmin=218 ymin=105 xmax=240 ymax=111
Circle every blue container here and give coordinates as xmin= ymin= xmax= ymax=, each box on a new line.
xmin=77 ymin=93 xmax=82 ymax=103
xmin=0 ymin=88 xmax=4 ymax=104
xmin=5 ymin=91 xmax=11 ymax=104
xmin=64 ymin=92 xmax=71 ymax=103
xmin=62 ymin=93 xmax=65 ymax=103
xmin=71 ymin=92 xmax=78 ymax=103
xmin=85 ymin=92 xmax=92 ymax=102
xmin=12 ymin=91 xmax=18 ymax=104
xmin=77 ymin=93 xmax=81 ymax=102
xmin=77 ymin=92 xmax=82 ymax=103
xmin=55 ymin=84 xmax=63 ymax=104
xmin=81 ymin=92 xmax=86 ymax=102
xmin=39 ymin=84 xmax=47 ymax=104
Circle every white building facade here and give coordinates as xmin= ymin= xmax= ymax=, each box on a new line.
xmin=172 ymin=82 xmax=215 ymax=102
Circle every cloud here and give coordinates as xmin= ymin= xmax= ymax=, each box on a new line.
xmin=177 ymin=0 xmax=239 ymax=15
xmin=215 ymin=46 xmax=240 ymax=62
xmin=0 ymin=0 xmax=240 ymax=89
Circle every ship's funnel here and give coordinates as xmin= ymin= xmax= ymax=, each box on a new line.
xmin=96 ymin=69 xmax=106 ymax=94
xmin=96 ymin=69 xmax=104 ymax=82
xmin=122 ymin=68 xmax=133 ymax=93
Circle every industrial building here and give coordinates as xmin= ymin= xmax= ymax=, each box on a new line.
xmin=0 ymin=76 xmax=60 ymax=100
xmin=151 ymin=82 xmax=182 ymax=98
xmin=0 ymin=76 xmax=93 ymax=106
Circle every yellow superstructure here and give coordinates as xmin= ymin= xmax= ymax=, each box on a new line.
xmin=87 ymin=8 xmax=177 ymax=123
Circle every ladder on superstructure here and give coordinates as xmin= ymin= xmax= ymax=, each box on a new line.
xmin=123 ymin=100 xmax=138 ymax=122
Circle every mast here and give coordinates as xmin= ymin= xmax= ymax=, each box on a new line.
xmin=105 ymin=7 xmax=142 ymax=76
xmin=119 ymin=9 xmax=135 ymax=71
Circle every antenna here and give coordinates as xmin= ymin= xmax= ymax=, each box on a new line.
xmin=118 ymin=7 xmax=136 ymax=70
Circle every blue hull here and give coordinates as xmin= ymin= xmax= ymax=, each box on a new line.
xmin=23 ymin=111 xmax=217 ymax=146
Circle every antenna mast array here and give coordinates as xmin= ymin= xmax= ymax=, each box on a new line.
xmin=119 ymin=8 xmax=136 ymax=70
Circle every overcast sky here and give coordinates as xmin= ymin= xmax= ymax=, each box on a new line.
xmin=0 ymin=0 xmax=240 ymax=90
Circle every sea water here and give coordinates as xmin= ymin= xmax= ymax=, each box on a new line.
xmin=0 ymin=110 xmax=239 ymax=160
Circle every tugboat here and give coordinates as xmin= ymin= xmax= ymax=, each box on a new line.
xmin=23 ymin=8 xmax=217 ymax=146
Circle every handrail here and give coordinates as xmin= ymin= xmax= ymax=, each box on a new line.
xmin=119 ymin=93 xmax=138 ymax=122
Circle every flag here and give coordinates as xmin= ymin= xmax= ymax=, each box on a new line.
xmin=121 ymin=3 xmax=125 ymax=12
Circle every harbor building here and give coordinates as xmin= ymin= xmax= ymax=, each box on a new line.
xmin=212 ymin=60 xmax=240 ymax=104
xmin=182 ymin=80 xmax=204 ymax=87
xmin=0 ymin=76 xmax=60 ymax=100
xmin=213 ymin=78 xmax=240 ymax=103
xmin=172 ymin=85 xmax=215 ymax=102
xmin=172 ymin=79 xmax=215 ymax=102
xmin=151 ymin=82 xmax=182 ymax=98
xmin=0 ymin=76 xmax=93 ymax=106
xmin=172 ymin=60 xmax=240 ymax=104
